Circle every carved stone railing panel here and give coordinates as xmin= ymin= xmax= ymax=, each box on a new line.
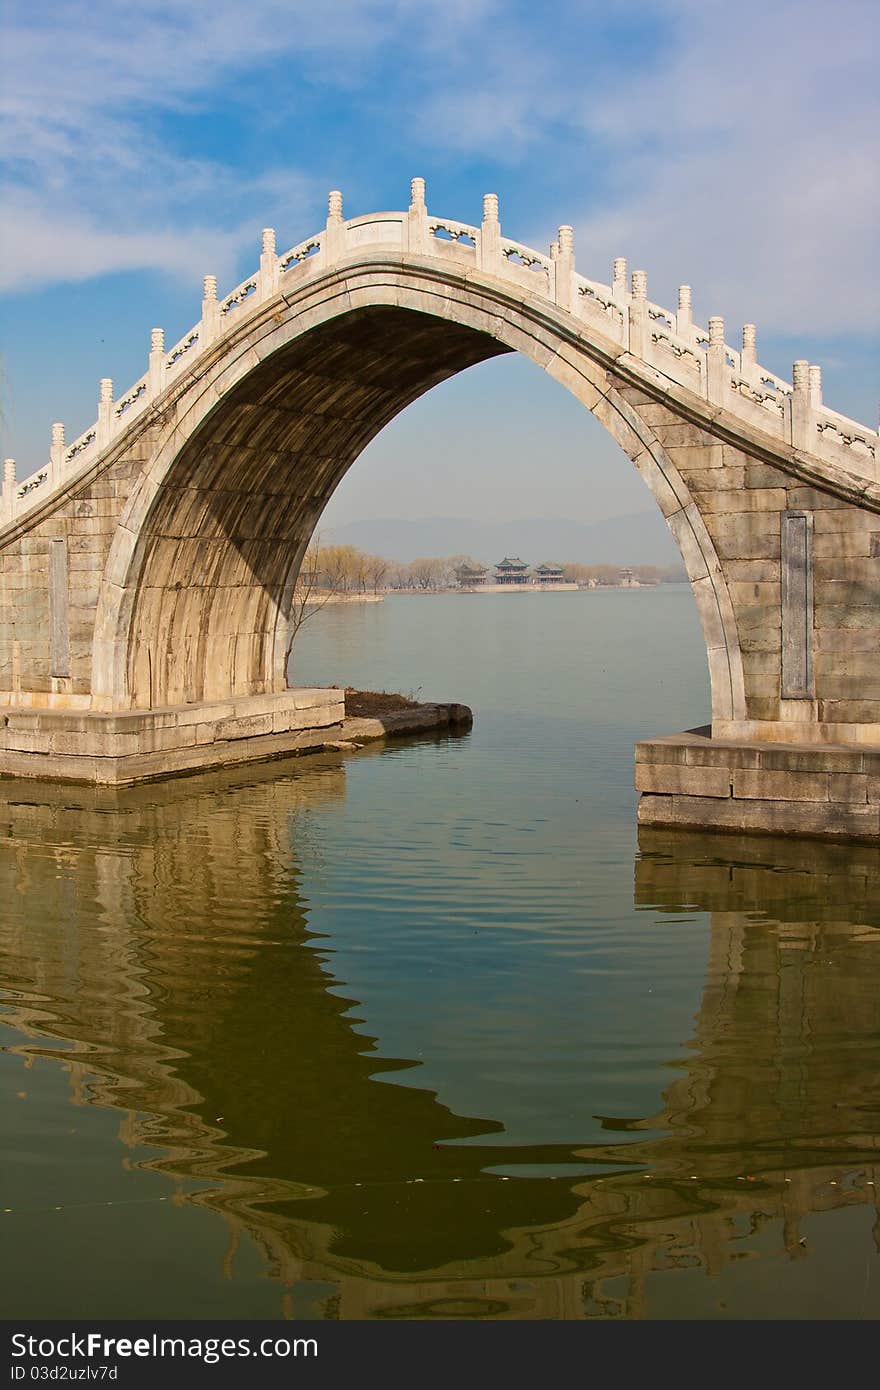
xmin=730 ymin=377 xmax=787 ymax=417
xmin=649 ymin=326 xmax=705 ymax=375
xmin=748 ymin=365 xmax=792 ymax=398
xmin=724 ymin=380 xmax=788 ymax=441
xmin=165 ymin=328 xmax=200 ymax=375
xmin=647 ymin=301 xmax=675 ymax=331
xmin=114 ymin=374 xmax=149 ymax=421
xmin=219 ymin=276 xmax=259 ymax=318
xmin=574 ymin=275 xmax=626 ymax=335
xmin=278 ymin=236 xmax=322 ymax=273
xmin=815 ymin=408 xmax=877 ymax=463
xmin=428 ymin=218 xmax=478 ymax=248
xmin=501 ymin=238 xmax=551 ymax=273
xmin=17 ymin=469 xmax=47 ymax=499
xmin=65 ymin=427 xmax=97 ymax=465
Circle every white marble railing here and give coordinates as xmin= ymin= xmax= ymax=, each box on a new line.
xmin=113 ymin=372 xmax=150 ymax=423
xmin=4 ymin=178 xmax=877 ymax=524
xmin=219 ymin=274 xmax=259 ymax=320
xmin=165 ymin=326 xmax=200 ymax=371
xmin=279 ymin=235 xmax=322 ymax=273
xmin=428 ymin=217 xmax=477 ymax=246
xmin=502 ymin=238 xmax=552 ymax=272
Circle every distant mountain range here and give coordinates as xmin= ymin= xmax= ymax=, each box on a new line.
xmin=321 ymin=511 xmax=681 ymax=567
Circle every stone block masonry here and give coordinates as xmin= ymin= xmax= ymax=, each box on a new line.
xmin=0 ymin=689 xmax=344 ymax=787
xmin=636 ymin=729 xmax=880 ymax=843
xmin=0 ymin=691 xmax=474 ymax=786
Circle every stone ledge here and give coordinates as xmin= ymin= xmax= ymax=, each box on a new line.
xmin=0 ymin=693 xmax=472 ymax=787
xmin=0 ymin=688 xmax=343 ymax=738
xmin=636 ymin=728 xmax=880 ymax=843
xmin=0 ymin=725 xmax=336 ymax=787
xmin=636 ymin=726 xmax=880 ymax=775
xmin=342 ymin=703 xmax=473 ymax=744
xmin=0 ymin=689 xmax=344 ymax=786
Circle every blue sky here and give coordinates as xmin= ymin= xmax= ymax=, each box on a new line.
xmin=1 ymin=0 xmax=877 ymax=527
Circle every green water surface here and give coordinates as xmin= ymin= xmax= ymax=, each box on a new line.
xmin=1 ymin=588 xmax=878 ymax=1320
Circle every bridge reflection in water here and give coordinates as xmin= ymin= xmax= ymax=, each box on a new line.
xmin=1 ymin=759 xmax=878 ymax=1320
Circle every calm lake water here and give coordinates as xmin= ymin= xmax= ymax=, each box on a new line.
xmin=2 ymin=587 xmax=878 ymax=1321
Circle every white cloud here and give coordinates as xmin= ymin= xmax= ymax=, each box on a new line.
xmin=404 ymin=2 xmax=880 ymax=339
xmin=1 ymin=0 xmax=876 ymax=346
xmin=561 ymin=2 xmax=880 ymax=337
xmin=0 ymin=199 xmax=245 ymax=293
xmin=0 ymin=157 xmax=320 ymax=294
xmin=0 ymin=0 xmax=496 ymax=159
xmin=0 ymin=0 xmax=485 ymax=291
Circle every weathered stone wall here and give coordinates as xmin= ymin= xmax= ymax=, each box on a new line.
xmin=615 ymin=384 xmax=880 ymax=741
xmin=0 ymin=439 xmax=156 ymax=705
xmin=636 ymin=729 xmax=880 ymax=841
xmin=0 ymin=688 xmax=343 ymax=785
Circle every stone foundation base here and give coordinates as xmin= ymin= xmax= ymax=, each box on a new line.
xmin=636 ymin=727 xmax=880 ymax=844
xmin=0 ymin=689 xmax=345 ymax=786
xmin=342 ymin=703 xmax=472 ymax=744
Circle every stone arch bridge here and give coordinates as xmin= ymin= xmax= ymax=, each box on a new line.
xmin=2 ymin=181 xmax=879 ymax=837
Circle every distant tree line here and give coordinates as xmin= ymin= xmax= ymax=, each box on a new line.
xmin=558 ymin=562 xmax=684 ymax=586
xmin=303 ymin=544 xmax=685 ymax=594
xmin=288 ymin=540 xmax=686 ymax=661
xmin=310 ymin=543 xmax=390 ymax=594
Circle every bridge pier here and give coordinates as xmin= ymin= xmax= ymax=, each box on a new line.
xmin=0 ymin=690 xmax=344 ymax=786
xmin=636 ymin=729 xmax=880 ymax=843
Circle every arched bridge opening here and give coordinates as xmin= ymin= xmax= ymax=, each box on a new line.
xmin=114 ymin=296 xmax=735 ymax=726
xmin=1 ymin=183 xmax=878 ymax=840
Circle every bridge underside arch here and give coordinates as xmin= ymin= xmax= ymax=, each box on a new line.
xmin=122 ymin=307 xmax=509 ymax=707
xmin=97 ymin=282 xmax=743 ymax=723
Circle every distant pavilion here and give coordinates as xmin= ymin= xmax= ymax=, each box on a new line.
xmin=455 ymin=561 xmax=489 ymax=588
xmin=533 ymin=563 xmax=565 ymax=585
xmin=494 ymin=556 xmax=530 ymax=585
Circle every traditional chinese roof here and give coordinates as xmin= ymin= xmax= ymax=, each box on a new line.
xmin=456 ymin=562 xmax=488 ymax=576
xmin=534 ymin=563 xmax=563 ymax=575
xmin=494 ymin=556 xmax=529 ymax=571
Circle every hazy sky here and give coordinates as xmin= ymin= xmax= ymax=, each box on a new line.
xmin=1 ymin=1 xmax=877 ymax=525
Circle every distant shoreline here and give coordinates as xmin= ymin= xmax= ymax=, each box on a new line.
xmin=388 ymin=583 xmax=676 ymax=594
xmin=307 ymin=580 xmax=689 ymax=603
